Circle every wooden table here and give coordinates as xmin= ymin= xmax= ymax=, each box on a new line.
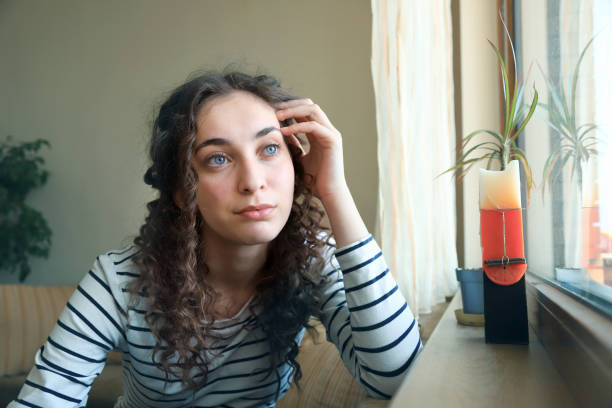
xmin=389 ymin=292 xmax=577 ymax=407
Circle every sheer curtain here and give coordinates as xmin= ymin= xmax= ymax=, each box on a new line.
xmin=371 ymin=0 xmax=458 ymax=316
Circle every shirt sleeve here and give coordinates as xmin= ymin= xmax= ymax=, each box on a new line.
xmin=316 ymin=235 xmax=422 ymax=399
xmin=8 ymin=254 xmax=129 ymax=408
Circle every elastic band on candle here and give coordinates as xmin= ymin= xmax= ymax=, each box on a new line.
xmin=479 ymin=208 xmax=527 ymax=211
xmin=484 ymin=257 xmax=527 ymax=266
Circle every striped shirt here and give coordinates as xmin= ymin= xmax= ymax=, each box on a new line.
xmin=10 ymin=235 xmax=422 ymax=407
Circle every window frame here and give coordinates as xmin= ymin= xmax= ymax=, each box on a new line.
xmin=526 ymin=272 xmax=612 ymax=406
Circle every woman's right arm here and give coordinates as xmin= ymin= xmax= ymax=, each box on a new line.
xmin=8 ymin=253 xmax=130 ymax=408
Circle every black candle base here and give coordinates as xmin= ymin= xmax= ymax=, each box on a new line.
xmin=483 ymin=273 xmax=529 ymax=344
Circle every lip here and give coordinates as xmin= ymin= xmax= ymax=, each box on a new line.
xmin=236 ymin=204 xmax=276 ymax=220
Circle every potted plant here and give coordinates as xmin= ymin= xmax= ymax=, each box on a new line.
xmin=538 ymin=36 xmax=607 ymax=284
xmin=0 ymin=136 xmax=52 ymax=282
xmin=444 ymin=18 xmax=537 ymax=343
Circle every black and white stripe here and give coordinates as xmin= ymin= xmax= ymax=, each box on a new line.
xmin=10 ymin=236 xmax=421 ymax=407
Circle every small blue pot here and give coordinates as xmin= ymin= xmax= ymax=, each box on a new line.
xmin=456 ymin=268 xmax=484 ymax=314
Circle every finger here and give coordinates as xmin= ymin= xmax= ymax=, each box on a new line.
xmin=280 ymin=121 xmax=340 ymax=146
xmin=274 ymin=98 xmax=313 ymax=109
xmin=276 ymin=103 xmax=334 ymax=129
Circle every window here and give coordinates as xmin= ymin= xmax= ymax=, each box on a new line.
xmin=516 ymin=0 xmax=612 ymax=315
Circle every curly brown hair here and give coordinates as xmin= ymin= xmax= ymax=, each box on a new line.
xmin=129 ymin=71 xmax=331 ymax=394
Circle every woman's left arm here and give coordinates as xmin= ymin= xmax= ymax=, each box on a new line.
xmin=276 ymin=100 xmax=422 ymax=398
xmin=276 ymin=98 xmax=368 ymax=248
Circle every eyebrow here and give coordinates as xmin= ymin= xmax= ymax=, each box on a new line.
xmin=194 ymin=126 xmax=282 ymax=153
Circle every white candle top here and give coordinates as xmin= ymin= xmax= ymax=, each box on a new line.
xmin=479 ymin=160 xmax=522 ymax=209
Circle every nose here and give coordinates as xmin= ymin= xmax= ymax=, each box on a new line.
xmin=237 ymin=158 xmax=266 ymax=194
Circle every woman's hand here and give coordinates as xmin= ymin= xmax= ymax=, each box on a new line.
xmin=275 ymin=99 xmax=348 ymax=203
xmin=275 ymin=99 xmax=368 ymax=247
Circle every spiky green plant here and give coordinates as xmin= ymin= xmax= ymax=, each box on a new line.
xmin=443 ymin=20 xmax=538 ymax=200
xmin=539 ymin=36 xmax=604 ymax=197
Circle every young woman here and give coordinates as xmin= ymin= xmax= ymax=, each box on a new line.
xmin=10 ymin=71 xmax=422 ymax=407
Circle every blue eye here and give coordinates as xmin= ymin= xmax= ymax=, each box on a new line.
xmin=206 ymin=154 xmax=227 ymax=166
xmin=263 ymin=144 xmax=279 ymax=156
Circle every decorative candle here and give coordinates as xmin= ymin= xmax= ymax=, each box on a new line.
xmin=479 ymin=160 xmax=526 ymax=286
xmin=479 ymin=161 xmax=530 ymax=345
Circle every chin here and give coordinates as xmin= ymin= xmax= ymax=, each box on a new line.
xmin=232 ymin=224 xmax=285 ymax=246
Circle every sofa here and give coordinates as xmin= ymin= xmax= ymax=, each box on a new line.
xmin=0 ymin=284 xmax=387 ymax=407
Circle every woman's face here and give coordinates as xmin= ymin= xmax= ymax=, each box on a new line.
xmin=190 ymin=91 xmax=295 ymax=248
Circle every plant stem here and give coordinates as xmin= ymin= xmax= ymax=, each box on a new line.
xmin=502 ymin=142 xmax=510 ymax=170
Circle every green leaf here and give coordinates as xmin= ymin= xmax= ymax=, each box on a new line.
xmin=512 ymin=148 xmax=535 ymax=202
xmin=486 ymin=151 xmax=496 ymax=170
xmin=19 ymin=263 xmax=31 ymax=282
xmin=537 ymin=63 xmax=571 ymax=128
xmin=508 ymin=80 xmax=521 ymax=133
xmin=509 ymin=63 xmax=534 ymax=131
xmin=514 ymin=102 xmax=530 ymax=125
xmin=536 ymin=109 xmax=566 ymax=137
xmin=546 ymin=107 xmax=572 ymax=137
xmin=0 ymin=136 xmax=52 ymax=281
xmin=578 ymin=124 xmax=598 ymax=140
xmin=555 ymin=151 xmax=573 ymax=185
xmin=461 ymin=129 xmax=504 ymax=148
xmin=488 ymin=39 xmax=512 ymax=137
xmin=457 ymin=141 xmax=498 ymax=164
xmin=513 ymin=86 xmax=538 ymax=140
xmin=440 ymin=156 xmax=485 ymax=178
xmin=571 ymin=36 xmax=596 ymax=124
xmin=542 ymin=150 xmax=562 ymax=197
xmin=558 ymin=84 xmax=573 ymax=132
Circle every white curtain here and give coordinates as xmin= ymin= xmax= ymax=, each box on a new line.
xmin=371 ymin=0 xmax=458 ymax=317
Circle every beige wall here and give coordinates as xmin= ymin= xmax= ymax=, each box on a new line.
xmin=458 ymin=0 xmax=502 ymax=268
xmin=0 ymin=0 xmax=377 ymax=285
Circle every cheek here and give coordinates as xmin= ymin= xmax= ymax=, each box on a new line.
xmin=286 ymin=180 xmax=296 ymax=208
xmin=196 ymin=179 xmax=232 ymax=210
xmin=274 ymin=160 xmax=295 ymax=197
xmin=280 ymin=175 xmax=295 ymax=201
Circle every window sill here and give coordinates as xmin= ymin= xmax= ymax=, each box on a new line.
xmin=389 ymin=290 xmax=576 ymax=407
xmin=525 ymin=273 xmax=612 ymax=407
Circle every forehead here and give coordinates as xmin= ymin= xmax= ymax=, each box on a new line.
xmin=196 ymin=91 xmax=277 ymax=135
